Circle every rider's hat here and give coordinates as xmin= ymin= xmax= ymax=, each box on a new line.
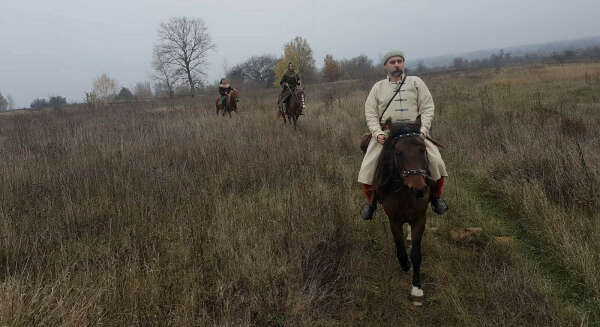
xmin=383 ymin=50 xmax=405 ymax=65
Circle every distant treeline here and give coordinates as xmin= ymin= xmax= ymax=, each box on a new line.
xmin=413 ymin=45 xmax=600 ymax=74
xmin=8 ymin=14 xmax=600 ymax=110
xmin=225 ymin=45 xmax=600 ymax=90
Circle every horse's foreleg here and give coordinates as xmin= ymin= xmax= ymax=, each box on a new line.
xmin=409 ymin=218 xmax=426 ymax=292
xmin=390 ymin=220 xmax=410 ymax=272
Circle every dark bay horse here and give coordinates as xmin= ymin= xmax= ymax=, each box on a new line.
xmin=216 ymin=89 xmax=239 ymax=118
xmin=279 ymin=86 xmax=305 ymax=129
xmin=371 ymin=116 xmax=433 ymax=302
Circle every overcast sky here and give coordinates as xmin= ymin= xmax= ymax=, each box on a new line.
xmin=1 ymin=0 xmax=599 ymax=108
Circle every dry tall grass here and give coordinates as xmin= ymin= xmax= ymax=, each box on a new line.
xmin=0 ymin=62 xmax=598 ymax=326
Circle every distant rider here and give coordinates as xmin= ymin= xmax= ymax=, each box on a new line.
xmin=218 ymin=78 xmax=233 ymax=109
xmin=278 ymin=62 xmax=305 ymax=113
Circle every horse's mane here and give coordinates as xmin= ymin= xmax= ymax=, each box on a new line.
xmin=372 ymin=123 xmax=421 ymax=196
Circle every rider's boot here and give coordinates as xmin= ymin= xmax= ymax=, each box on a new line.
xmin=431 ymin=177 xmax=449 ymax=215
xmin=360 ymin=184 xmax=376 ymax=220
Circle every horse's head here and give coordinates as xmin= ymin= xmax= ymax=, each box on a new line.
xmin=229 ymin=89 xmax=240 ymax=107
xmin=381 ymin=116 xmax=429 ymax=198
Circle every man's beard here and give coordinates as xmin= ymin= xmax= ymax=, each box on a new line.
xmin=390 ymin=69 xmax=403 ymax=77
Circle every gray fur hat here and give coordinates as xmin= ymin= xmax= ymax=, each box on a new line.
xmin=383 ymin=50 xmax=405 ymax=65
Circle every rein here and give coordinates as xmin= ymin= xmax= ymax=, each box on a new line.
xmin=285 ymin=84 xmax=300 ymax=105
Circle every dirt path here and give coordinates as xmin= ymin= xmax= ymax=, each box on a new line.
xmin=346 ymin=172 xmax=589 ymax=326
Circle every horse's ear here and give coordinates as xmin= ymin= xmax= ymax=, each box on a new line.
xmin=415 ymin=115 xmax=422 ymax=127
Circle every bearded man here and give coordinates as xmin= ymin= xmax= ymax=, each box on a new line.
xmin=358 ymin=50 xmax=448 ymax=220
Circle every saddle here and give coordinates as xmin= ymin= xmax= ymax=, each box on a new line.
xmin=360 ymin=128 xmax=445 ymax=155
xmin=360 ymin=133 xmax=371 ymax=154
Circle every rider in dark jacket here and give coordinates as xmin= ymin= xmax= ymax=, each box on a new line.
xmin=278 ymin=63 xmax=304 ymax=112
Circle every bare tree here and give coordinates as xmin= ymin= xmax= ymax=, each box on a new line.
xmin=93 ymin=73 xmax=118 ymax=103
xmin=453 ymin=57 xmax=466 ymax=70
xmin=134 ymin=82 xmax=153 ymax=100
xmin=0 ymin=92 xmax=7 ymax=111
xmin=156 ymin=17 xmax=215 ymax=96
xmin=152 ymin=46 xmax=178 ymax=98
xmin=48 ymin=96 xmax=67 ymax=109
xmin=339 ymin=55 xmax=377 ymax=81
xmin=227 ymin=55 xmax=277 ymax=88
xmin=31 ymin=98 xmax=48 ymax=109
xmin=7 ymin=95 xmax=14 ymax=110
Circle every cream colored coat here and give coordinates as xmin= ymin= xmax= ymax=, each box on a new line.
xmin=358 ymin=75 xmax=448 ymax=184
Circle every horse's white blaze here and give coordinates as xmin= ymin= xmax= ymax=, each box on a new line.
xmin=411 ymin=286 xmax=424 ymax=297
xmin=406 ymin=224 xmax=412 ymax=242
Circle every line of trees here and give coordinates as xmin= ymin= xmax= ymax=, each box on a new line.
xmin=30 ymin=96 xmax=67 ymax=110
xmin=225 ymin=37 xmax=382 ymax=90
xmin=414 ymin=46 xmax=600 ymax=74
xmin=21 ymin=15 xmax=600 ymax=110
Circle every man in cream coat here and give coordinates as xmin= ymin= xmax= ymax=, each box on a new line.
xmin=359 ymin=50 xmax=448 ymax=220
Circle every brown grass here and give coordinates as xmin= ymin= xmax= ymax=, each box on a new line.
xmin=0 ymin=62 xmax=598 ymax=326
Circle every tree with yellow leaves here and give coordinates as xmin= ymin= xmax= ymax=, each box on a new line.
xmin=322 ymin=54 xmax=341 ymax=82
xmin=273 ymin=36 xmax=316 ymax=87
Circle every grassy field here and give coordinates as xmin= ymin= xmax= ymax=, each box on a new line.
xmin=1 ymin=62 xmax=599 ymax=326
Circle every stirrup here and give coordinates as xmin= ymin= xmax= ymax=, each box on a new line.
xmin=431 ymin=197 xmax=448 ymax=215
xmin=360 ymin=203 xmax=376 ymax=220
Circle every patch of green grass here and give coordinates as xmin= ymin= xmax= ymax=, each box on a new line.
xmin=462 ymin=174 xmax=599 ymax=325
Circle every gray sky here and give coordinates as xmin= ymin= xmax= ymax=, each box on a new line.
xmin=1 ymin=0 xmax=599 ymax=108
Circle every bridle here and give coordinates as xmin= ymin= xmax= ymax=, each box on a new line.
xmin=391 ymin=132 xmax=431 ymax=180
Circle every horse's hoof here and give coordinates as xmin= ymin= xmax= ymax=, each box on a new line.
xmin=410 ymin=285 xmax=424 ymax=298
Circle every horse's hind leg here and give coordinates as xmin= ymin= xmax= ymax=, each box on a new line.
xmin=390 ymin=220 xmax=410 ymax=272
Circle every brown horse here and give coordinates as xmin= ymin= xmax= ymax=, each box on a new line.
xmin=216 ymin=89 xmax=239 ymax=118
xmin=279 ymin=87 xmax=305 ymax=129
xmin=371 ymin=116 xmax=433 ymax=303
